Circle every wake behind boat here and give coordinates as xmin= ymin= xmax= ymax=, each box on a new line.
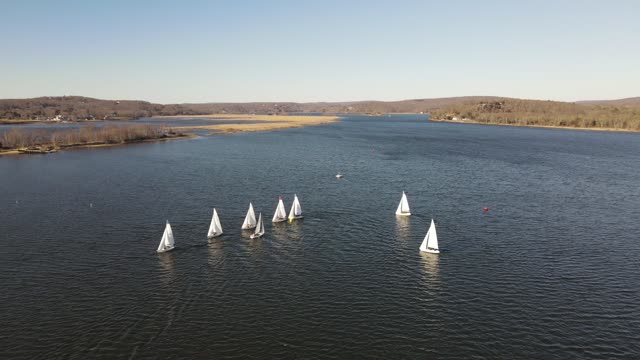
xmin=420 ymin=219 xmax=439 ymax=254
xmin=157 ymin=221 xmax=175 ymax=253
xmin=207 ymin=208 xmax=223 ymax=238
xmin=272 ymin=196 xmax=287 ymax=223
xmin=288 ymin=194 xmax=303 ymax=221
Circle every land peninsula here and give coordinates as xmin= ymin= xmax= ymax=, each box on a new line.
xmin=0 ymin=125 xmax=189 ymax=156
xmin=159 ymin=114 xmax=341 ymax=134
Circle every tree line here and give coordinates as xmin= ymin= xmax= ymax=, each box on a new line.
xmin=430 ymin=99 xmax=640 ymax=130
xmin=0 ymin=124 xmax=174 ymax=150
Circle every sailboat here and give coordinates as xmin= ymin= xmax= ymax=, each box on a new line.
xmin=272 ymin=196 xmax=287 ymax=223
xmin=207 ymin=208 xmax=223 ymax=238
xmin=250 ymin=212 xmax=265 ymax=239
xmin=288 ymin=194 xmax=303 ymax=221
xmin=420 ymin=219 xmax=440 ymax=254
xmin=241 ymin=202 xmax=257 ymax=230
xmin=395 ymin=191 xmax=411 ymax=216
xmin=157 ymin=221 xmax=175 ymax=253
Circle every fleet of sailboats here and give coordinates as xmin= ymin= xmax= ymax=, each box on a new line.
xmin=272 ymin=196 xmax=287 ymax=223
xmin=155 ymin=192 xmax=443 ymax=255
xmin=157 ymin=221 xmax=175 ymax=253
xmin=207 ymin=208 xmax=223 ymax=238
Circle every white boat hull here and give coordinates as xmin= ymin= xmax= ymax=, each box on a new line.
xmin=157 ymin=246 xmax=174 ymax=254
xmin=250 ymin=233 xmax=264 ymax=239
xmin=208 ymin=232 xmax=223 ymax=239
xmin=423 ymin=248 xmax=439 ymax=254
xmin=273 ymin=218 xmax=287 ymax=223
xmin=289 ymin=215 xmax=304 ymax=220
xmin=395 ymin=212 xmax=411 ymax=216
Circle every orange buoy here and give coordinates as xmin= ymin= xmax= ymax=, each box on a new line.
xmin=483 ymin=207 xmax=489 ymax=212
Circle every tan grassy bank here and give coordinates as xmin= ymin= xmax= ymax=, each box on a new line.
xmin=156 ymin=114 xmax=341 ymax=134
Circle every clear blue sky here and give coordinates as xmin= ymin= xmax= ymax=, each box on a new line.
xmin=1 ymin=0 xmax=638 ymax=103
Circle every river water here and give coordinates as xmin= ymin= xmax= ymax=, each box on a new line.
xmin=1 ymin=115 xmax=639 ymax=358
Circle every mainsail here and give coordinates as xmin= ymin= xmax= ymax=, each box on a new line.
xmin=395 ymin=191 xmax=411 ymax=216
xmin=252 ymin=212 xmax=265 ymax=238
xmin=208 ymin=208 xmax=223 ymax=238
xmin=241 ymin=202 xmax=257 ymax=230
xmin=420 ymin=219 xmax=439 ymax=253
xmin=272 ymin=197 xmax=287 ymax=222
xmin=157 ymin=221 xmax=175 ymax=253
xmin=288 ymin=194 xmax=303 ymax=220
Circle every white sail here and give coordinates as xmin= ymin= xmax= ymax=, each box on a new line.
xmin=157 ymin=221 xmax=175 ymax=253
xmin=420 ymin=219 xmax=439 ymax=253
xmin=241 ymin=202 xmax=257 ymax=230
xmin=272 ymin=197 xmax=287 ymax=222
xmin=288 ymin=194 xmax=303 ymax=220
xmin=208 ymin=208 xmax=223 ymax=238
xmin=395 ymin=191 xmax=411 ymax=216
xmin=251 ymin=213 xmax=265 ymax=238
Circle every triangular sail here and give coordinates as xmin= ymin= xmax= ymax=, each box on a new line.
xmin=420 ymin=219 xmax=439 ymax=252
xmin=272 ymin=197 xmax=287 ymax=222
xmin=395 ymin=191 xmax=411 ymax=215
xmin=158 ymin=221 xmax=175 ymax=252
xmin=208 ymin=208 xmax=223 ymax=237
xmin=214 ymin=209 xmax=222 ymax=233
xmin=288 ymin=194 xmax=303 ymax=219
xmin=242 ymin=202 xmax=257 ymax=229
xmin=254 ymin=213 xmax=264 ymax=236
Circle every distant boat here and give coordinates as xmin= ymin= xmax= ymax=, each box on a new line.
xmin=241 ymin=202 xmax=257 ymax=230
xmin=157 ymin=221 xmax=175 ymax=253
xmin=207 ymin=208 xmax=223 ymax=238
xmin=250 ymin=212 xmax=265 ymax=239
xmin=288 ymin=194 xmax=303 ymax=221
xmin=420 ymin=219 xmax=439 ymax=254
xmin=336 ymin=173 xmax=344 ymax=179
xmin=395 ymin=191 xmax=411 ymax=216
xmin=272 ymin=196 xmax=287 ymax=223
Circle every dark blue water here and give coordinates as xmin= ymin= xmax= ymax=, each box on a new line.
xmin=2 ymin=116 xmax=639 ymax=358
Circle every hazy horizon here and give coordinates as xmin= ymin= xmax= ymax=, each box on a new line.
xmin=2 ymin=0 xmax=639 ymax=103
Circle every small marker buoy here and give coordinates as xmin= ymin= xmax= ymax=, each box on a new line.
xmin=483 ymin=207 xmax=489 ymax=212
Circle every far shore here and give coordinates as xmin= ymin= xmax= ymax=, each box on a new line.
xmin=0 ymin=133 xmax=193 ymax=156
xmin=431 ymin=118 xmax=640 ymax=133
xmin=154 ymin=114 xmax=341 ymax=133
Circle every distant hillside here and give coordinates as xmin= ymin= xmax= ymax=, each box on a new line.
xmin=1 ymin=95 xmax=639 ymax=131
xmin=0 ymin=96 xmax=199 ymax=121
xmin=181 ymin=96 xmax=504 ymax=115
xmin=0 ymin=96 xmax=506 ymax=121
xmin=577 ymin=97 xmax=640 ymax=107
xmin=430 ymin=98 xmax=640 ymax=131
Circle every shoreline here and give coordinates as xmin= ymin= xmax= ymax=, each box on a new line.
xmin=0 ymin=114 xmax=340 ymax=156
xmin=0 ymin=133 xmax=193 ymax=156
xmin=430 ymin=118 xmax=640 ymax=133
